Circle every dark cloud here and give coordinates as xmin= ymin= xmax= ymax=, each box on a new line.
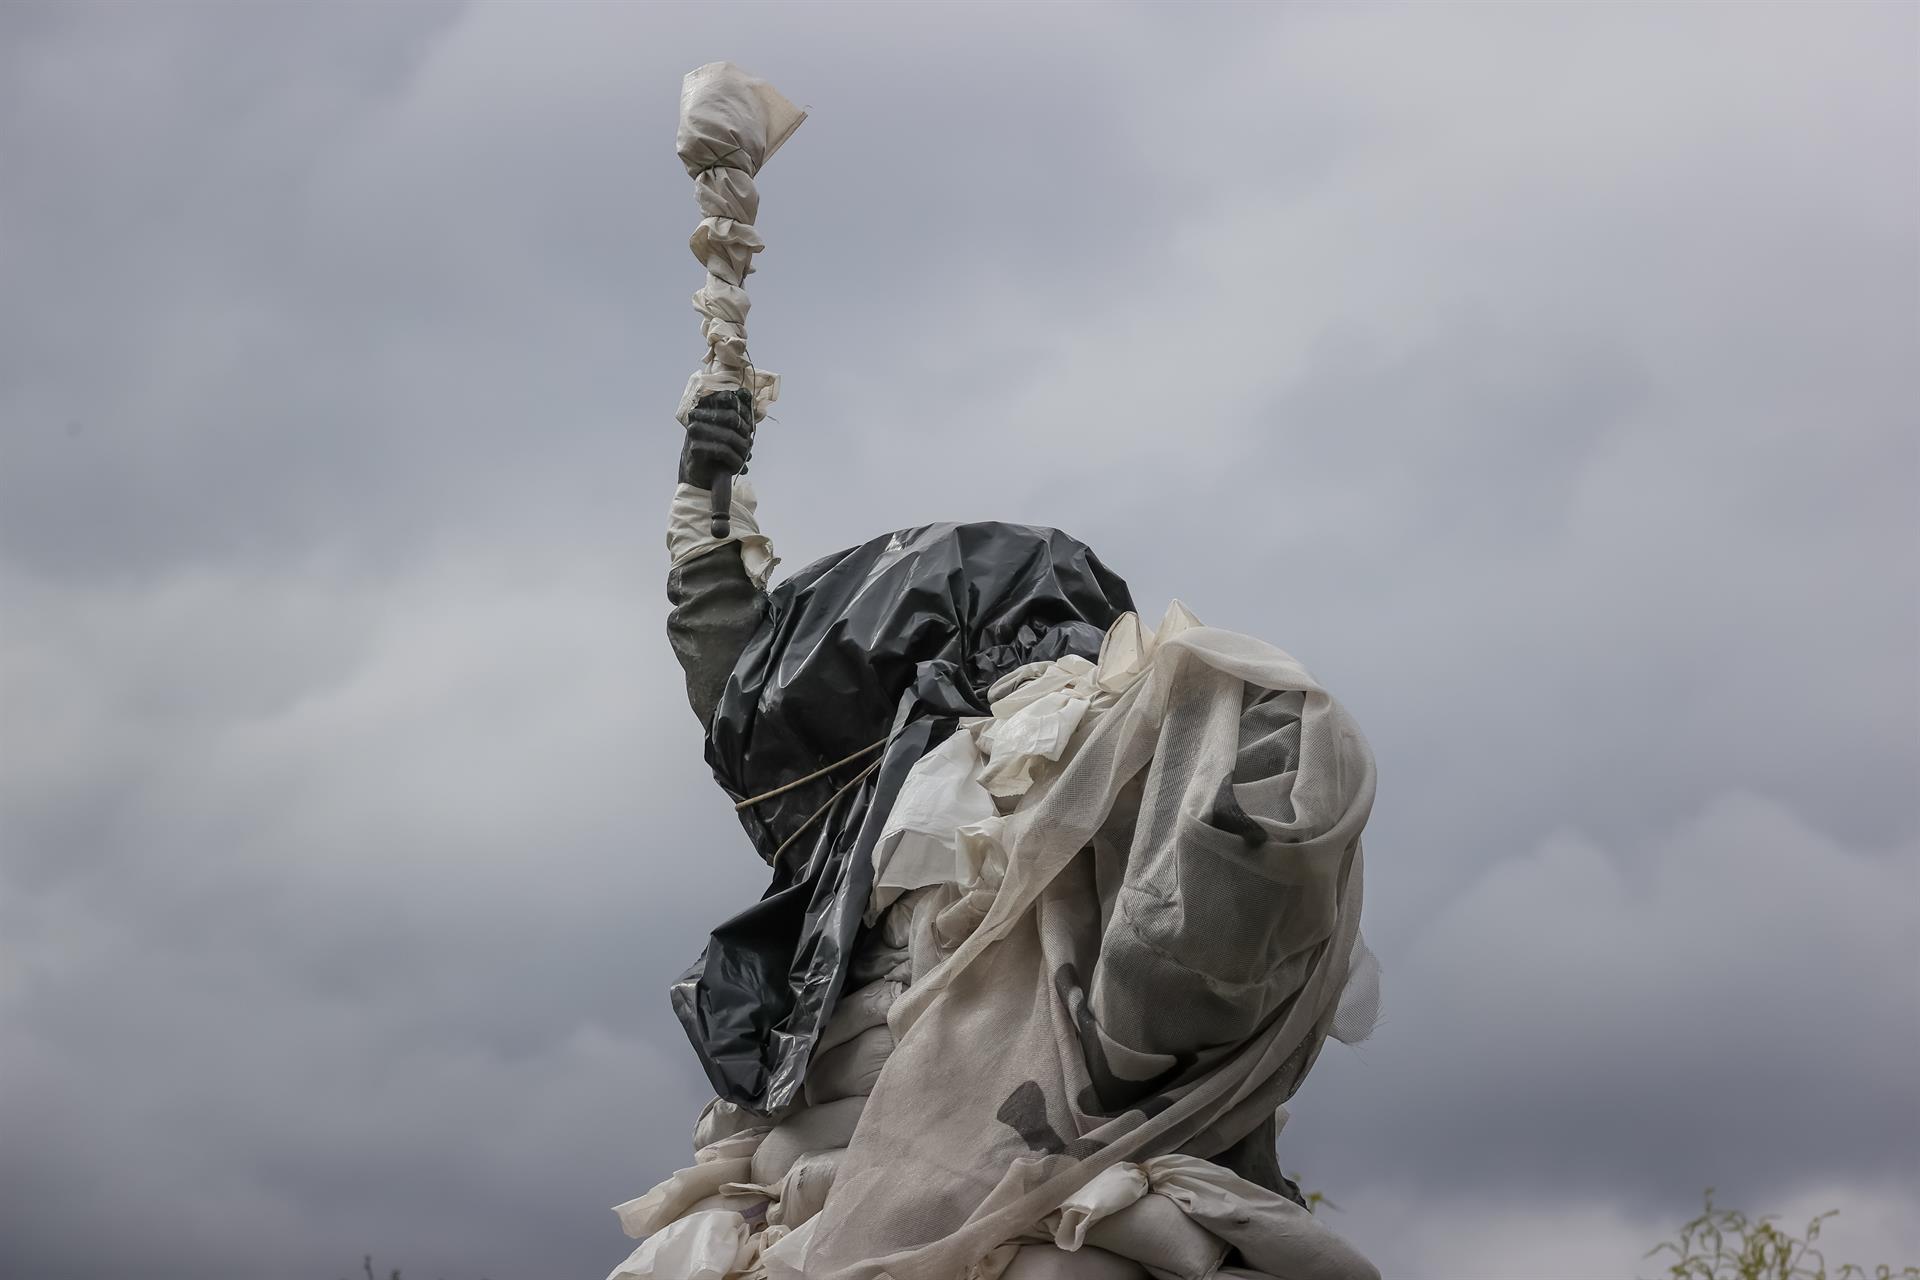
xmin=2 ymin=2 xmax=1914 ymax=1277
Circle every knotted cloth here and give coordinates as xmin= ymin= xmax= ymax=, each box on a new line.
xmin=674 ymin=62 xmax=806 ymax=428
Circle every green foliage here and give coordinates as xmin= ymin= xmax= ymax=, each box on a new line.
xmin=1644 ymin=1189 xmax=1920 ymax=1280
xmin=1304 ymin=1188 xmax=1341 ymax=1214
xmin=1286 ymin=1170 xmax=1339 ymax=1215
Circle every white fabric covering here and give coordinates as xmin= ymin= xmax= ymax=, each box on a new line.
xmin=606 ymin=1210 xmax=754 ymax=1280
xmin=1073 ymin=1187 xmax=1225 ymax=1279
xmin=610 ymin=603 xmax=1379 ymax=1280
xmin=1050 ymin=1155 xmax=1376 ymax=1280
xmin=788 ymin=608 xmax=1379 ymax=1279
xmin=674 ymin=62 xmax=804 ymax=428
xmin=765 ymin=1148 xmax=845 ymax=1229
xmin=872 ymin=604 xmax=1380 ymax=1050
xmin=868 ymin=606 xmax=1205 ymax=928
xmin=668 ymin=479 xmax=778 ymax=588
xmin=613 ymin=1155 xmax=756 ymax=1241
xmin=693 ymin=1097 xmax=766 ymax=1151
xmin=868 ymin=732 xmax=1000 ymax=924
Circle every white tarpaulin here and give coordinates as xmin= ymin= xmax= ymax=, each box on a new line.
xmin=613 ymin=601 xmax=1381 ymax=1279
xmin=777 ymin=608 xmax=1380 ymax=1280
xmin=667 ymin=478 xmax=779 ymax=589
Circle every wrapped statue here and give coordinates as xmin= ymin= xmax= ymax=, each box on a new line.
xmin=611 ymin=61 xmax=1382 ymax=1280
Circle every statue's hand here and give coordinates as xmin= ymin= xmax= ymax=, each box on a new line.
xmin=679 ymin=389 xmax=755 ymax=490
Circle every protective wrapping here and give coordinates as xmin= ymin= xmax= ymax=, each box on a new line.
xmin=670 ymin=523 xmax=1136 ymax=1112
xmin=674 ymin=62 xmax=805 ymax=427
xmin=643 ymin=519 xmax=1380 ymax=1278
xmin=770 ymin=615 xmax=1379 ymax=1280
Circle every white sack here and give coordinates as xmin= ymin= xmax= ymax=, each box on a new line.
xmin=803 ymin=1023 xmax=894 ymax=1106
xmin=697 ymin=1127 xmax=772 ymax=1165
xmin=1081 ymin=1191 xmax=1224 ymax=1280
xmin=1052 ymin=1164 xmax=1149 ymax=1251
xmin=996 ymin=1245 xmax=1152 ymax=1279
xmin=1049 ymin=1155 xmax=1378 ymax=1280
xmin=606 ymin=1209 xmax=752 ymax=1280
xmin=693 ymin=1097 xmax=767 ymax=1150
xmin=768 ymin=1147 xmax=845 ymax=1228
xmin=685 ymin=1191 xmax=772 ymax=1218
xmin=814 ymin=978 xmax=903 ymax=1057
xmin=1147 ymin=1158 xmax=1377 ymax=1280
xmin=748 ymin=1095 xmax=866 ymax=1186
xmin=613 ymin=1156 xmax=756 ymax=1239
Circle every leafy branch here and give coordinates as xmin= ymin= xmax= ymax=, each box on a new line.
xmin=1644 ymin=1189 xmax=1919 ymax=1280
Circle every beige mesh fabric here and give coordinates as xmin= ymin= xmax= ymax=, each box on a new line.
xmin=769 ymin=624 xmax=1377 ymax=1280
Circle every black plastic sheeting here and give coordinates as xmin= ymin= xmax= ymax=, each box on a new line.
xmin=671 ymin=522 xmax=1135 ymax=1114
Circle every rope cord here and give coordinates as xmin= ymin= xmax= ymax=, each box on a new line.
xmin=766 ymin=755 xmax=884 ymax=867
xmin=733 ymin=737 xmax=889 ymax=811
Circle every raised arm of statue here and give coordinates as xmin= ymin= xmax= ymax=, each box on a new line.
xmin=666 ymin=389 xmax=772 ymax=729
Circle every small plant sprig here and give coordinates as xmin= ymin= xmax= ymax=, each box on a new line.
xmin=337 ymin=1256 xmax=491 ymax=1280
xmin=1644 ymin=1188 xmax=1920 ymax=1280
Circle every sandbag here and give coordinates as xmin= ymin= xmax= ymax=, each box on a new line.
xmin=768 ymin=1147 xmax=844 ymax=1229
xmin=692 ymin=1097 xmax=765 ymax=1150
xmin=814 ymin=978 xmax=902 ymax=1058
xmin=684 ymin=1191 xmax=768 ymax=1218
xmin=998 ymin=1245 xmax=1152 ymax=1280
xmin=1151 ymin=1161 xmax=1378 ymax=1280
xmin=803 ymin=1023 xmax=894 ymax=1106
xmin=605 ymin=1209 xmax=750 ymax=1280
xmin=1082 ymin=1193 xmax=1226 ymax=1280
xmin=695 ymin=1126 xmax=769 ymax=1165
xmin=844 ymin=919 xmax=915 ymax=987
xmin=1050 ymin=1155 xmax=1378 ymax=1280
xmin=613 ymin=1157 xmax=753 ymax=1239
xmin=749 ymin=1095 xmax=867 ymax=1186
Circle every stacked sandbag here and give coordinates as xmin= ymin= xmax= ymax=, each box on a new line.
xmin=606 ymin=974 xmax=906 ymax=1279
xmin=803 ymin=977 xmax=900 ymax=1107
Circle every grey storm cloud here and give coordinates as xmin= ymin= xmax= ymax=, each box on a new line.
xmin=1 ymin=3 xmax=1915 ymax=1279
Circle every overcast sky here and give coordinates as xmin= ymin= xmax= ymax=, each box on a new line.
xmin=2 ymin=3 xmax=1915 ymax=1278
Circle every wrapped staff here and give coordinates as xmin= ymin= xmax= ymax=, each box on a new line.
xmin=674 ymin=62 xmax=805 ymax=537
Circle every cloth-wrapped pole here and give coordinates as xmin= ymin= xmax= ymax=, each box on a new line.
xmin=675 ymin=62 xmax=805 ymax=537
